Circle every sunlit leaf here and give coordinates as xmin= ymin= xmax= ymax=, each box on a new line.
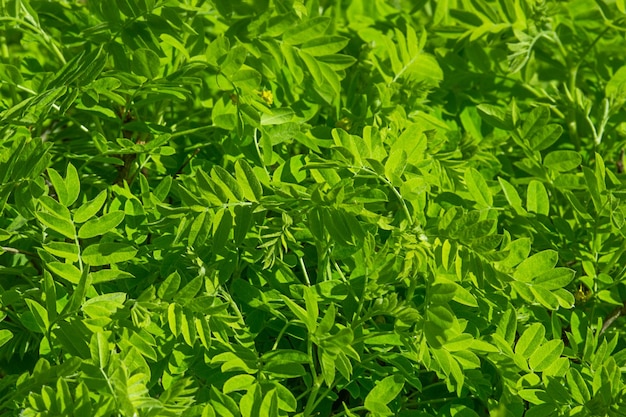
xmin=81 ymin=243 xmax=138 ymax=266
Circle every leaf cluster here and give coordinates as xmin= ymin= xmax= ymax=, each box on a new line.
xmin=1 ymin=1 xmax=626 ymax=416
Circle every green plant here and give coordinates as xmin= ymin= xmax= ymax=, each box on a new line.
xmin=1 ymin=0 xmax=626 ymax=416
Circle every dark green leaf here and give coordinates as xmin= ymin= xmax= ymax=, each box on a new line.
xmin=212 ymin=166 xmax=242 ymax=201
xmin=175 ymin=276 xmax=203 ymax=303
xmin=158 ymin=271 xmax=181 ymax=301
xmin=235 ymin=159 xmax=263 ymax=201
xmin=133 ymin=48 xmax=160 ymax=79
xmin=477 ymin=104 xmax=513 ymax=130
xmin=212 ymin=208 xmax=232 ymax=254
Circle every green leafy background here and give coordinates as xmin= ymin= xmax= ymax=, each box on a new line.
xmin=1 ymin=0 xmax=626 ymax=416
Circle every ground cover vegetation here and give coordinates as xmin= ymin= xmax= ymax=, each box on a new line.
xmin=1 ymin=0 xmax=626 ymax=415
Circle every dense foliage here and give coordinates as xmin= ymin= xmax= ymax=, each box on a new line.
xmin=2 ymin=0 xmax=626 ymax=416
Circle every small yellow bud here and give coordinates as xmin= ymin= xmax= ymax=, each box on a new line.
xmin=260 ymin=89 xmax=273 ymax=105
xmin=574 ymin=284 xmax=590 ymax=303
xmin=336 ymin=117 xmax=352 ymax=131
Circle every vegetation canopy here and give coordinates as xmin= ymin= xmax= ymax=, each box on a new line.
xmin=1 ymin=0 xmax=626 ymax=416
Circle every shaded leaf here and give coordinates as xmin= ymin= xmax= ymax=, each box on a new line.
xmin=133 ymin=48 xmax=160 ymax=79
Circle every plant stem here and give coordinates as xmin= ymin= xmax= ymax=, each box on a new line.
xmin=358 ymin=166 xmax=414 ymax=227
xmin=331 ymin=406 xmax=366 ymax=417
xmin=173 ymin=125 xmax=217 ymax=139
xmin=303 ymin=338 xmax=322 ymax=417
xmin=299 ymin=256 xmax=311 ymax=286
xmin=0 ymin=246 xmax=36 ymax=257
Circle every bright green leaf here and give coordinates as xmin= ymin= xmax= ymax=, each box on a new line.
xmin=529 ymin=339 xmax=564 ymax=372
xmin=90 ymin=269 xmax=135 ymax=284
xmin=301 ymin=36 xmax=350 ymax=56
xmin=364 ymin=375 xmax=404 ymax=415
xmin=465 ymin=167 xmax=492 ymax=207
xmin=533 ymin=268 xmax=576 ymax=290
xmin=43 ymin=242 xmax=79 ymax=263
xmin=526 ymin=180 xmax=549 ymax=215
xmin=543 ymin=151 xmax=581 ymax=172
xmin=515 ymin=323 xmax=545 ymax=359
xmin=283 ymin=17 xmax=331 ymax=45
xmin=81 ymin=243 xmax=137 ymax=266
xmin=73 ymin=190 xmax=107 ymax=223
xmin=78 ymin=210 xmax=125 ymax=238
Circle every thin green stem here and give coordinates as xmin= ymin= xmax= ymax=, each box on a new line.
xmin=350 ymin=267 xmax=369 ymax=329
xmin=0 ymin=17 xmax=62 ymax=62
xmin=331 ymin=406 xmax=366 ymax=417
xmin=352 ymin=330 xmax=397 ymax=344
xmin=413 ymin=395 xmax=476 ymax=407
xmin=572 ymin=26 xmax=612 ymax=72
xmin=0 ymin=246 xmax=36 ymax=257
xmin=271 ymin=320 xmax=296 ymax=350
xmin=562 ymin=25 xmax=611 ymax=151
xmin=357 ymin=166 xmax=414 ymax=227
xmin=15 ymin=85 xmax=90 ymax=133
xmin=303 ymin=338 xmax=322 ymax=417
xmin=299 ymin=257 xmax=311 ymax=286
xmin=221 ymin=289 xmax=245 ymax=325
xmin=310 ymin=384 xmax=338 ymax=411
xmin=172 ymin=125 xmax=217 ymax=139
xmin=253 ymin=128 xmax=270 ymax=177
